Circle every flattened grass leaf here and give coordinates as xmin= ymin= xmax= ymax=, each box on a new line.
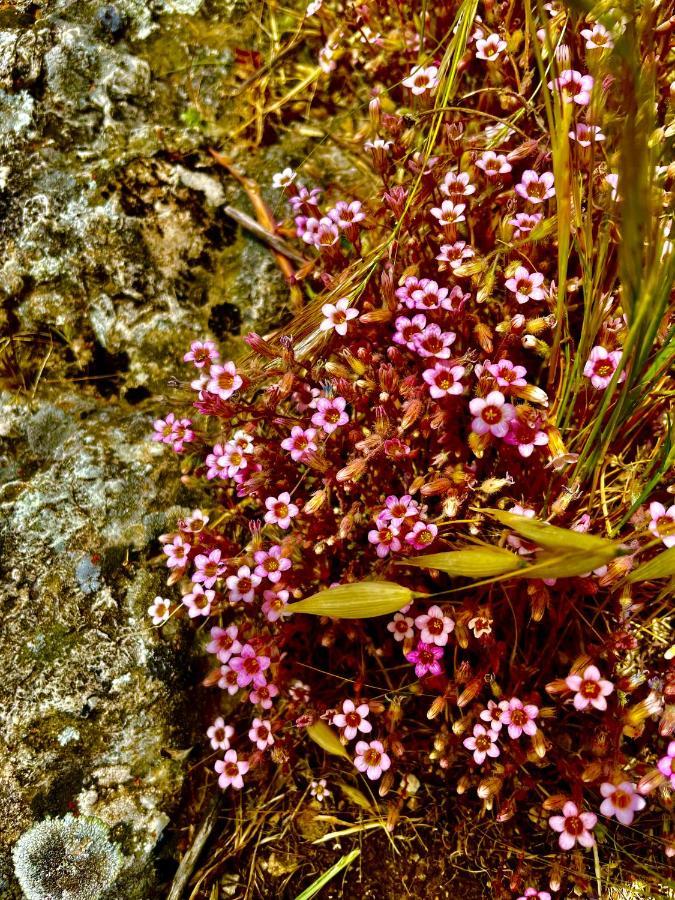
xmin=287 ymin=581 xmax=413 ymax=618
xmin=627 ymin=546 xmax=675 ymax=582
xmin=306 ymin=721 xmax=350 ymax=760
xmin=401 ymin=546 xmax=525 ymax=577
xmin=486 ymin=508 xmax=622 ymax=555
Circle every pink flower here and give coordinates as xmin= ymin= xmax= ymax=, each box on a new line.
xmin=515 ymin=170 xmax=555 ymax=203
xmin=402 ymin=65 xmax=439 ymax=95
xmin=436 ymin=241 xmax=475 ymax=270
xmin=354 ymin=739 xmax=391 ymax=780
xmin=205 ymin=443 xmax=229 ymax=480
xmin=333 ymin=699 xmax=373 ymax=740
xmin=393 ymin=314 xmax=427 ymax=350
xmin=476 ymin=151 xmax=512 ymax=177
xmin=193 ymin=549 xmax=226 ymax=588
xmin=480 ymin=700 xmax=507 ymax=731
xmin=163 ymin=535 xmax=190 ymax=569
xmin=395 ymin=275 xmax=426 ymax=307
xmin=599 ymin=781 xmax=646 ymax=825
xmin=509 ymin=212 xmax=543 ymax=236
xmin=206 ymin=361 xmax=243 ymax=401
xmin=182 ymin=509 xmax=209 ymax=533
xmin=504 ymin=416 xmax=550 ymax=458
xmin=288 ymin=185 xmax=321 ymax=211
xmin=583 ymin=345 xmax=625 ymax=389
xmin=320 ymin=298 xmax=359 ymax=336
xmin=501 ymin=697 xmax=539 ymax=738
xmin=412 ymin=323 xmax=456 ymax=359
xmin=423 ymin=363 xmax=465 ymax=398
xmin=569 ymin=123 xmax=605 ymax=145
xmin=463 ymin=723 xmax=500 ymax=764
xmin=368 ymin=523 xmax=401 ymax=558
xmin=378 ymin=494 xmax=420 ymax=527
xmin=548 ymin=801 xmax=597 ymax=850
xmin=184 ymin=339 xmax=219 ymax=368
xmin=206 ymin=625 xmax=242 ymax=663
xmin=657 ymin=741 xmax=675 ymax=787
xmin=311 ymin=396 xmax=349 ymax=434
xmin=264 ymin=492 xmax=299 ymax=529
xmin=221 ymin=441 xmax=250 ymax=477
xmin=215 ymin=749 xmax=249 ymax=790
xmin=548 ymin=69 xmax=594 ymax=105
xmin=409 ymin=280 xmax=450 ymax=311
xmin=485 ymin=359 xmax=527 ymax=389
xmin=469 ymin=391 xmax=516 ymax=437
xmin=262 ymin=588 xmax=290 ymax=622
xmin=505 ymin=267 xmax=546 ymax=304
xmin=648 ymin=501 xmax=675 ymax=548
xmin=605 ymin=173 xmax=619 ymax=200
xmin=248 ymin=717 xmax=274 ymax=751
xmin=404 ymin=520 xmax=438 ymax=549
xmin=217 ymin=665 xmax=239 ymax=694
xmin=249 ymin=681 xmax=279 ymax=709
xmin=328 ymin=200 xmax=365 ymax=229
xmin=518 ymin=890 xmax=552 ymax=900
xmin=148 ymin=596 xmax=171 ymax=625
xmin=207 ymin=717 xmax=234 ymax=750
xmin=441 ymin=171 xmax=475 ymax=199
xmin=430 ymin=200 xmax=466 ymax=226
xmin=182 ymin=584 xmax=215 ymax=618
xmin=406 ymin=641 xmax=444 ymax=678
xmin=229 ymin=644 xmax=271 ymax=688
xmin=476 ymin=33 xmax=507 ymax=61
xmin=387 ymin=612 xmax=414 ymax=641
xmin=254 ymin=545 xmax=291 ymax=583
xmin=225 ymin=565 xmax=261 ymax=603
xmin=565 ymin=665 xmax=614 ymax=711
xmin=580 ymin=22 xmax=613 ymax=49
xmin=414 ymin=605 xmax=455 ymax=646
xmin=281 ymin=426 xmax=318 ymax=462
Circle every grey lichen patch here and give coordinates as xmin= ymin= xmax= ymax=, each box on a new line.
xmin=12 ymin=815 xmax=122 ymax=900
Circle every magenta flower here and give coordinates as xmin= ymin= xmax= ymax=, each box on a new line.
xmin=648 ymin=501 xmax=675 ymax=548
xmin=395 ymin=275 xmax=426 ymax=307
xmin=205 ymin=444 xmax=229 ymax=480
xmin=583 ymin=346 xmax=625 ymax=389
xmin=328 ymin=200 xmax=365 ymax=228
xmin=404 ymin=520 xmax=438 ymax=549
xmin=254 ymin=545 xmax=291 ymax=583
xmin=387 ymin=612 xmax=414 ymax=642
xmin=501 ymin=697 xmax=539 ymax=738
xmin=509 ymin=212 xmax=543 ymax=237
xmin=657 ymin=741 xmax=675 ymax=787
xmin=393 ymin=314 xmax=427 ymax=350
xmin=402 ymin=64 xmax=439 ymax=95
xmin=225 ymin=565 xmax=261 ymax=604
xmin=311 ymin=396 xmax=349 ymax=434
xmin=163 ymin=535 xmax=191 ymax=568
xmin=262 ymin=588 xmax=290 ymax=622
xmin=206 ymin=361 xmax=243 ymax=401
xmin=436 ymin=240 xmax=475 ymax=270
xmin=470 ymin=391 xmax=516 ymax=438
xmin=463 ymin=723 xmax=500 ymax=764
xmin=406 ymin=641 xmax=444 ymax=678
xmin=485 ymin=358 xmax=527 ymax=389
xmin=548 ymin=69 xmax=594 ymax=105
xmin=599 ymin=781 xmax=646 ymax=826
xmin=423 ymin=363 xmax=465 ymax=398
xmin=264 ymin=492 xmax=299 ymax=529
xmin=409 ymin=280 xmax=450 ymax=311
xmin=182 ymin=584 xmax=214 ymax=618
xmin=413 ymin=323 xmax=456 ymax=359
xmin=505 ymin=266 xmax=546 ymax=304
xmin=215 ymin=749 xmax=249 ymax=790
xmin=249 ymin=681 xmax=279 ymax=709
xmin=152 ymin=413 xmax=178 ymax=444
xmin=518 ymin=890 xmax=551 ymax=900
xmin=430 ymin=199 xmax=466 ymax=227
xmin=475 ymin=150 xmax=511 ymax=177
xmin=368 ymin=523 xmax=401 ymax=558
xmin=248 ymin=717 xmax=274 ymax=751
xmin=476 ymin=32 xmax=507 ymax=61
xmin=414 ymin=605 xmax=455 ymax=646
xmin=193 ymin=549 xmax=226 ymax=589
xmin=148 ymin=596 xmax=171 ymax=625
xmin=441 ymin=171 xmax=475 ymax=199
xmin=206 ymin=625 xmax=241 ymax=663
xmin=354 ymin=739 xmax=391 ymax=780
xmin=207 ymin=717 xmax=234 ymax=750
xmin=183 ymin=339 xmax=219 ymax=368
xmin=504 ymin=416 xmax=550 ymax=458
xmin=549 ymin=801 xmax=597 ymax=850
xmin=229 ymin=644 xmax=271 ymax=688
xmin=515 ymin=170 xmax=555 ymax=203
xmin=333 ymin=699 xmax=372 ymax=740
xmin=565 ymin=665 xmax=614 ymax=711
xmin=281 ymin=426 xmax=318 ymax=462
xmin=320 ymin=298 xmax=359 ymax=336
xmin=378 ymin=494 xmax=420 ymax=527
xmin=288 ymin=185 xmax=321 ymax=211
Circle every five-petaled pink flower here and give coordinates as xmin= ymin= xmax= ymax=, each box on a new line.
xmin=206 ymin=361 xmax=243 ymax=401
xmin=406 ymin=642 xmax=444 ymax=678
xmin=249 ymin=681 xmax=279 ymax=709
xmin=599 ymin=781 xmax=646 ymax=826
xmin=281 ymin=426 xmax=318 ymax=462
xmin=248 ymin=717 xmax=274 ymax=751
xmin=182 ymin=584 xmax=214 ymax=618
xmin=148 ymin=596 xmax=171 ymax=625
xmin=320 ymin=298 xmax=359 ymax=336
xmin=423 ymin=363 xmax=465 ymax=398
xmin=648 ymin=502 xmax=675 ymax=548
xmin=509 ymin=212 xmax=543 ymax=237
xmin=368 ymin=523 xmax=401 ymax=558
xmin=378 ymin=494 xmax=420 ymax=527
xmin=570 ymin=123 xmax=605 ymax=145
xmin=476 ymin=151 xmax=512 ymax=177
xmin=548 ymin=801 xmax=597 ymax=850
xmin=215 ymin=749 xmax=249 ymax=790
xmin=207 ymin=717 xmax=234 ymax=750
xmin=415 ymin=605 xmax=455 ymax=646
xmin=387 ymin=612 xmax=414 ymax=641
xmin=515 ymin=170 xmax=555 ymax=203
xmin=328 ymin=200 xmax=365 ymax=229
xmin=393 ymin=314 xmax=427 ymax=350
xmin=163 ymin=535 xmax=191 ymax=568
xmin=354 ymin=739 xmax=391 ymax=780
xmin=476 ymin=33 xmax=507 ymax=61
xmin=580 ymin=22 xmax=613 ymax=50
xmin=583 ymin=346 xmax=625 ymax=389
xmin=311 ymin=396 xmax=349 ymax=434
xmin=463 ymin=723 xmax=500 ymax=764
xmin=436 ymin=241 xmax=475 ymax=270
xmin=505 ymin=266 xmax=546 ymax=304
xmin=264 ymin=492 xmax=299 ymax=529
xmin=413 ymin=323 xmax=456 ymax=359
xmin=193 ymin=549 xmax=226 ymax=588
xmin=430 ymin=200 xmax=466 ymax=226
xmin=226 ymin=565 xmax=261 ymax=603
xmin=548 ymin=69 xmax=594 ymax=105
xmin=501 ymin=697 xmax=539 ymax=738
xmin=485 ymin=359 xmax=527 ymax=389
xmin=206 ymin=625 xmax=241 ymax=662
xmin=441 ymin=171 xmax=475 ymax=199
xmin=480 ymin=700 xmax=507 ymax=731
xmin=518 ymin=889 xmax=551 ymax=900
xmin=229 ymin=644 xmax=271 ymax=688
xmin=254 ymin=545 xmax=292 ymax=583
xmin=184 ymin=339 xmax=219 ymax=368
xmin=402 ymin=65 xmax=439 ymax=95
xmin=657 ymin=741 xmax=675 ymax=787
xmin=470 ymin=391 xmax=516 ymax=437
xmin=405 ymin=520 xmax=438 ymax=549
xmin=262 ymin=588 xmax=290 ymax=622
xmin=565 ymin=665 xmax=614 ymax=711
xmin=333 ymin=699 xmax=373 ymax=740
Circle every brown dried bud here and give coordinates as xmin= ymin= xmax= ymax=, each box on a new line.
xmin=379 ymin=770 xmax=394 ymax=798
xmin=457 ymin=677 xmax=484 ymax=708
xmin=336 ymin=457 xmax=367 ymax=483
xmin=304 ymin=489 xmax=326 ymax=514
xmin=421 ymin=477 xmax=452 ymax=497
xmin=244 ymin=332 xmax=278 ymax=358
xmin=360 ymin=307 xmax=394 ymax=324
xmin=400 ymin=399 xmax=424 ymax=431
xmin=427 ymin=695 xmax=447 ymax=720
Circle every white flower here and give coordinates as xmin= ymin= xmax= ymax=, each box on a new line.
xmin=272 ymin=168 xmax=296 ymax=189
xmin=320 ymin=298 xmax=359 ymax=336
